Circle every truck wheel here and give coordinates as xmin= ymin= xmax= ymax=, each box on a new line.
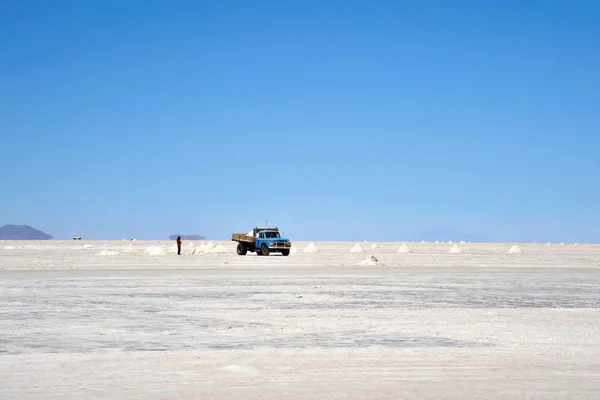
xmin=261 ymin=244 xmax=270 ymax=256
xmin=237 ymin=243 xmax=247 ymax=255
xmin=281 ymin=249 xmax=290 ymax=256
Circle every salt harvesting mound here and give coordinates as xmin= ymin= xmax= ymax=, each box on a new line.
xmin=370 ymin=243 xmax=380 ymax=249
xmin=144 ymin=246 xmax=167 ymax=256
xmin=397 ymin=243 xmax=412 ymax=254
xmin=304 ymin=243 xmax=320 ymax=253
xmin=122 ymin=244 xmax=136 ymax=253
xmin=212 ymin=244 xmax=228 ymax=253
xmin=350 ymin=243 xmax=366 ymax=253
xmin=98 ymin=250 xmax=119 ymax=256
xmin=188 ymin=247 xmax=204 ymax=255
xmin=356 ymin=255 xmax=383 ymax=267
xmin=448 ymin=244 xmax=463 ymax=254
xmin=507 ymin=245 xmax=524 ymax=254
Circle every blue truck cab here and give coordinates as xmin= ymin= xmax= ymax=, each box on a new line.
xmin=232 ymin=226 xmax=292 ymax=256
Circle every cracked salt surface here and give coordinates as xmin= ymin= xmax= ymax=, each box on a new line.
xmin=1 ymin=240 xmax=600 ymax=399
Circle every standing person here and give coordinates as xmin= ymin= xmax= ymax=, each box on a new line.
xmin=177 ymin=236 xmax=182 ymax=255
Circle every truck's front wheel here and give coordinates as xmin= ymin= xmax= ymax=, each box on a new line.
xmin=281 ymin=249 xmax=290 ymax=256
xmin=261 ymin=244 xmax=270 ymax=256
xmin=237 ymin=243 xmax=247 ymax=255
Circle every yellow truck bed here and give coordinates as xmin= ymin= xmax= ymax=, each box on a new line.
xmin=231 ymin=233 xmax=254 ymax=243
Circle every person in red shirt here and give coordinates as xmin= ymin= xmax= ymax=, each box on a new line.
xmin=176 ymin=236 xmax=182 ymax=255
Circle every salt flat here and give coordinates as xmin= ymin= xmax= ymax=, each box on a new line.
xmin=1 ymin=240 xmax=600 ymax=399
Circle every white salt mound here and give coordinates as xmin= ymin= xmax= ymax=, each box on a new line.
xmin=370 ymin=243 xmax=379 ymax=249
xmin=187 ymin=242 xmax=195 ymax=248
xmin=3 ymin=246 xmax=15 ymax=250
xmin=350 ymin=243 xmax=366 ymax=253
xmin=507 ymin=245 xmax=524 ymax=254
xmin=397 ymin=243 xmax=412 ymax=254
xmin=449 ymin=244 xmax=463 ymax=254
xmin=83 ymin=244 xmax=94 ymax=249
xmin=421 ymin=240 xmax=426 ymax=244
xmin=304 ymin=243 xmax=320 ymax=253
xmin=98 ymin=250 xmax=118 ymax=256
xmin=198 ymin=241 xmax=216 ymax=252
xmin=357 ymin=255 xmax=383 ymax=267
xmin=188 ymin=247 xmax=203 ymax=255
xmin=460 ymin=241 xmax=466 ymax=244
xmin=144 ymin=246 xmax=167 ymax=256
xmin=122 ymin=244 xmax=136 ymax=253
xmin=448 ymin=240 xmax=453 ymax=244
xmin=212 ymin=244 xmax=228 ymax=253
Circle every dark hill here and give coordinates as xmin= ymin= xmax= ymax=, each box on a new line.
xmin=169 ymin=234 xmax=205 ymax=240
xmin=0 ymin=224 xmax=53 ymax=240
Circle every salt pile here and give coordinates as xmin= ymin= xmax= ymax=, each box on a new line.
xmin=460 ymin=241 xmax=466 ymax=244
xmin=304 ymin=243 xmax=320 ymax=253
xmin=188 ymin=247 xmax=203 ymax=255
xmin=397 ymin=243 xmax=412 ymax=254
xmin=198 ymin=241 xmax=216 ymax=252
xmin=421 ymin=240 xmax=426 ymax=244
xmin=187 ymin=242 xmax=195 ymax=248
xmin=144 ymin=246 xmax=167 ymax=256
xmin=3 ymin=246 xmax=15 ymax=250
xmin=448 ymin=244 xmax=463 ymax=254
xmin=122 ymin=244 xmax=136 ymax=253
xmin=507 ymin=245 xmax=524 ymax=254
xmin=448 ymin=241 xmax=453 ymax=244
xmin=350 ymin=243 xmax=366 ymax=253
xmin=98 ymin=250 xmax=118 ymax=256
xmin=83 ymin=244 xmax=94 ymax=249
xmin=370 ymin=243 xmax=380 ymax=249
xmin=167 ymin=244 xmax=178 ymax=254
xmin=212 ymin=244 xmax=228 ymax=253
xmin=356 ymin=255 xmax=383 ymax=267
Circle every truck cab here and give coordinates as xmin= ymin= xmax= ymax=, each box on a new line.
xmin=254 ymin=229 xmax=291 ymax=256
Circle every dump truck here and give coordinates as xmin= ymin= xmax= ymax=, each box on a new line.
xmin=232 ymin=226 xmax=292 ymax=256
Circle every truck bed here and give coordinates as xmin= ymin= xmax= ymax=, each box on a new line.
xmin=232 ymin=233 xmax=254 ymax=243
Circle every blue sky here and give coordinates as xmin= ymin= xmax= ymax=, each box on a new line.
xmin=1 ymin=0 xmax=599 ymax=242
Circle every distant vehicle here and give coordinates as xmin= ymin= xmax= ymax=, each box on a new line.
xmin=232 ymin=226 xmax=292 ymax=256
xmin=73 ymin=236 xmax=82 ymax=240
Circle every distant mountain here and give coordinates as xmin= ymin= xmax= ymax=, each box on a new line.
xmin=169 ymin=234 xmax=206 ymax=240
xmin=0 ymin=224 xmax=53 ymax=240
xmin=410 ymin=227 xmax=489 ymax=243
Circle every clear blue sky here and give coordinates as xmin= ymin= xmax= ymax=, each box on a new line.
xmin=1 ymin=0 xmax=599 ymax=242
